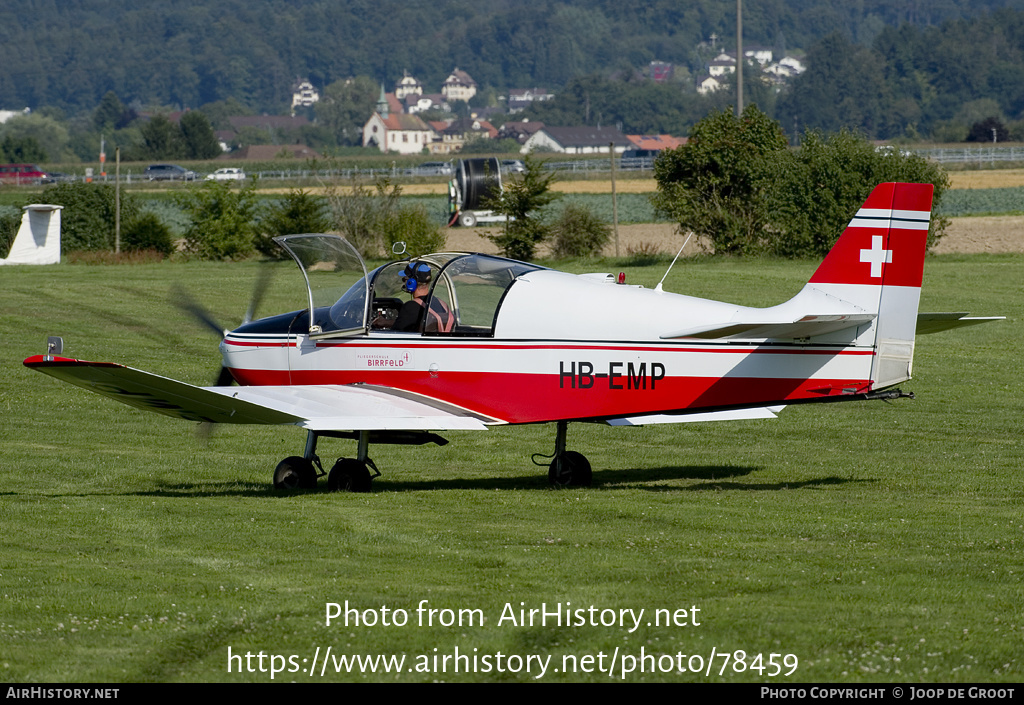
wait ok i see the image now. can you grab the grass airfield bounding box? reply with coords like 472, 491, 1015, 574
1, 253, 1020, 683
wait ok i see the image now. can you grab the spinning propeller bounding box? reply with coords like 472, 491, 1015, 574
171, 265, 275, 388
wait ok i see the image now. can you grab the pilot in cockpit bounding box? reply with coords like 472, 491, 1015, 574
395, 261, 454, 333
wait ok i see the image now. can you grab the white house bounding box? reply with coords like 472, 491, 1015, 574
709, 48, 775, 77
708, 53, 737, 77
698, 75, 724, 94
506, 88, 554, 114
522, 126, 630, 155
442, 68, 477, 102
405, 93, 449, 114
363, 112, 436, 154
290, 79, 319, 112
765, 55, 806, 79
395, 72, 423, 100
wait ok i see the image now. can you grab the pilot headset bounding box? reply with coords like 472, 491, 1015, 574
402, 261, 433, 293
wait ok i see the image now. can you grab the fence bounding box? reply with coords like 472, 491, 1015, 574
22, 147, 1024, 188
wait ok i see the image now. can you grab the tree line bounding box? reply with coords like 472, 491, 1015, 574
5, 3, 1024, 164
0, 0, 1015, 116
524, 7, 1024, 143
777, 9, 1024, 141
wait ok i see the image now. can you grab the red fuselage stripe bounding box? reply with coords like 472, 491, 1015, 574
223, 337, 874, 357
227, 368, 872, 424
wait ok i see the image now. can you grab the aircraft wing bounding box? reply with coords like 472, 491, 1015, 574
23, 356, 495, 431
916, 312, 1006, 335
661, 314, 877, 341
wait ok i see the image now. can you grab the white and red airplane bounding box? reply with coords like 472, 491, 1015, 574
24, 182, 1000, 491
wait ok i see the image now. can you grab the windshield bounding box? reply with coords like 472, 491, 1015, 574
273, 234, 368, 336
273, 237, 541, 338
368, 253, 541, 336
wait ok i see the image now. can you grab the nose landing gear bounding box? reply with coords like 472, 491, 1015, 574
536, 421, 593, 487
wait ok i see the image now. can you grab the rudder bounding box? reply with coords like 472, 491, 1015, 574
806, 182, 933, 388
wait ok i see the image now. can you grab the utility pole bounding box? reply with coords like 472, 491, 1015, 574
610, 142, 619, 257
115, 147, 121, 254
736, 0, 743, 116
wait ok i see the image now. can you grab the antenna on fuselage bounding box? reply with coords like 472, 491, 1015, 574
655, 232, 693, 293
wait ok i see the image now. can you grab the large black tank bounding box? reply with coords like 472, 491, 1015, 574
454, 157, 502, 211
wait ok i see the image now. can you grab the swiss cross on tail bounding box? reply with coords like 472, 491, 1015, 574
809, 183, 933, 288
860, 236, 892, 278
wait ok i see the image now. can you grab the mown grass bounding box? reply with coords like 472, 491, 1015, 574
0, 254, 1020, 682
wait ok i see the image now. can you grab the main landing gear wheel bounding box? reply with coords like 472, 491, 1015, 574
548, 451, 592, 488
328, 458, 373, 493
273, 456, 317, 490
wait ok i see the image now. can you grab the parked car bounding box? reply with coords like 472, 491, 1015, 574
620, 149, 659, 160
40, 171, 70, 184
411, 161, 453, 176
145, 164, 198, 181
500, 159, 527, 174
205, 167, 246, 181
875, 145, 913, 158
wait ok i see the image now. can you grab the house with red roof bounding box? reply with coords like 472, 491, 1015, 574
362, 85, 437, 154
626, 135, 686, 152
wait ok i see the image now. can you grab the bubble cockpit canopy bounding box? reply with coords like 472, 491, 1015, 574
274, 234, 542, 338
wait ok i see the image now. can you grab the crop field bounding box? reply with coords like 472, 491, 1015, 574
940, 187, 1024, 217
1, 253, 1020, 683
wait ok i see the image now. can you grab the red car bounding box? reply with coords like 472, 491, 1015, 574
0, 164, 49, 185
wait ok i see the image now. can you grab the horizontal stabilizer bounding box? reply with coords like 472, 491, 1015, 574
24, 356, 494, 431
916, 312, 1005, 335
606, 406, 784, 426
662, 314, 876, 341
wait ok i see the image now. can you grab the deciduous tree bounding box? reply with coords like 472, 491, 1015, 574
769, 130, 950, 256
652, 105, 789, 254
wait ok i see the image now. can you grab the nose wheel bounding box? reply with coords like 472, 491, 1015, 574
549, 450, 592, 487
537, 421, 592, 487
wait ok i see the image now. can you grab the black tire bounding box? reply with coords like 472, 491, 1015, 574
328, 458, 373, 493
459, 211, 477, 227
273, 456, 317, 490
548, 451, 592, 487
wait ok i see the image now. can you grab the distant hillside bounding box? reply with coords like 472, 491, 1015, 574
0, 0, 1018, 115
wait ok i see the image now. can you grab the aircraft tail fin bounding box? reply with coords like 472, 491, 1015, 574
807, 182, 932, 290
0, 204, 63, 266
807, 182, 933, 388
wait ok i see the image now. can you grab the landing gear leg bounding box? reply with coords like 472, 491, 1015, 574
276, 429, 444, 493
546, 421, 592, 487
328, 431, 379, 493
